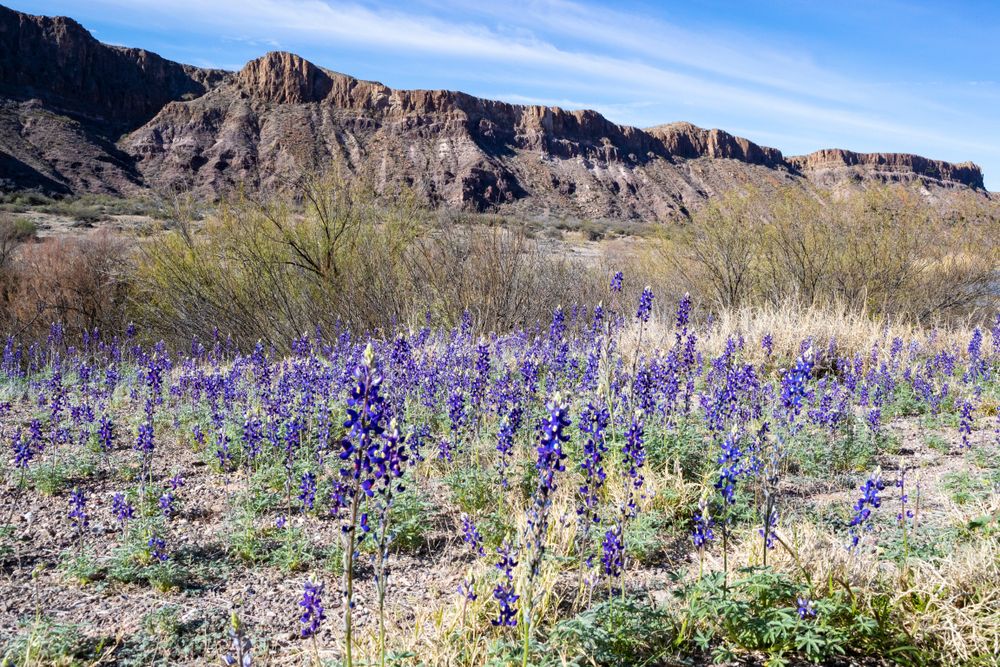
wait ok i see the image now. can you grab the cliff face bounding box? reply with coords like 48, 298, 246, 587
0, 5, 227, 131
0, 6, 989, 219
787, 149, 984, 190
0, 5, 229, 194
646, 122, 784, 167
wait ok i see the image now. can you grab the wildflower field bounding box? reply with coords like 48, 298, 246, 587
1, 280, 999, 666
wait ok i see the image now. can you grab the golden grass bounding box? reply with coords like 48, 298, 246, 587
623, 298, 983, 362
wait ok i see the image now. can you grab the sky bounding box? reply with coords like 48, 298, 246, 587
11, 0, 1000, 190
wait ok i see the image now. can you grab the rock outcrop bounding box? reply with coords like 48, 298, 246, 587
646, 122, 784, 166
0, 6, 988, 219
786, 149, 984, 190
0, 5, 226, 131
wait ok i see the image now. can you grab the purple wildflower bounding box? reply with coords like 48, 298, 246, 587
299, 581, 326, 638
636, 286, 655, 323
112, 492, 134, 527
159, 492, 176, 519
68, 487, 88, 530
692, 500, 715, 548
461, 513, 485, 557
601, 523, 624, 581
299, 471, 316, 511
148, 535, 169, 562
491, 542, 519, 627
848, 472, 885, 551
959, 400, 974, 449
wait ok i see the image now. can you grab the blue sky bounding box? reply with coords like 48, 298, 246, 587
12, 0, 1000, 189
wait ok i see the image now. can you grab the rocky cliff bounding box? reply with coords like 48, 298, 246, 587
786, 149, 984, 190
0, 6, 988, 219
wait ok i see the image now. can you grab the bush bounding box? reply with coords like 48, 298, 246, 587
1, 229, 132, 339
546, 598, 678, 666
132, 175, 605, 350
648, 184, 999, 321
677, 567, 921, 664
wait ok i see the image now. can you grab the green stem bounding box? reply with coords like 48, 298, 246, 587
342, 494, 359, 667
521, 583, 531, 667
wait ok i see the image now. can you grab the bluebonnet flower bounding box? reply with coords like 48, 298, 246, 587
601, 523, 624, 581
148, 535, 169, 562
12, 430, 32, 469
469, 341, 490, 412
520, 356, 539, 396
223, 614, 253, 667
762, 333, 774, 357
327, 477, 351, 520
299, 580, 326, 638
192, 424, 205, 448
780, 353, 813, 422
437, 438, 453, 463
522, 394, 570, 633
337, 345, 407, 666
68, 488, 88, 530
848, 472, 885, 551
407, 423, 429, 464
491, 542, 519, 627
691, 500, 715, 548
136, 422, 155, 455
714, 431, 743, 505
622, 410, 646, 517
461, 513, 485, 557
534, 394, 570, 497
169, 472, 185, 490
636, 286, 655, 323
866, 407, 882, 437
675, 293, 691, 332
577, 401, 609, 527
592, 303, 605, 333
549, 306, 566, 344
112, 492, 134, 527
299, 471, 317, 511
448, 388, 466, 446
496, 408, 520, 487
896, 468, 914, 524
242, 411, 263, 463
28, 419, 44, 456
964, 328, 987, 385
339, 347, 388, 506
797, 597, 816, 619
458, 576, 477, 601
215, 430, 232, 471
159, 492, 176, 519
759, 509, 778, 550
959, 400, 974, 449
97, 414, 114, 452
609, 271, 623, 293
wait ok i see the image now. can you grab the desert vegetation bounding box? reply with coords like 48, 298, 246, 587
0, 181, 999, 666
1, 182, 997, 346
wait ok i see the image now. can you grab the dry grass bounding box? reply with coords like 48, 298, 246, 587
626, 298, 983, 362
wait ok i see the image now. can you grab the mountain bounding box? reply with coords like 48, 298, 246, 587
0, 5, 988, 220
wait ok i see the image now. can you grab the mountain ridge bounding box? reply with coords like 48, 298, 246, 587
0, 5, 988, 220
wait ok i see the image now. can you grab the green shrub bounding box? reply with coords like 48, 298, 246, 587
677, 567, 921, 664
546, 598, 678, 666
